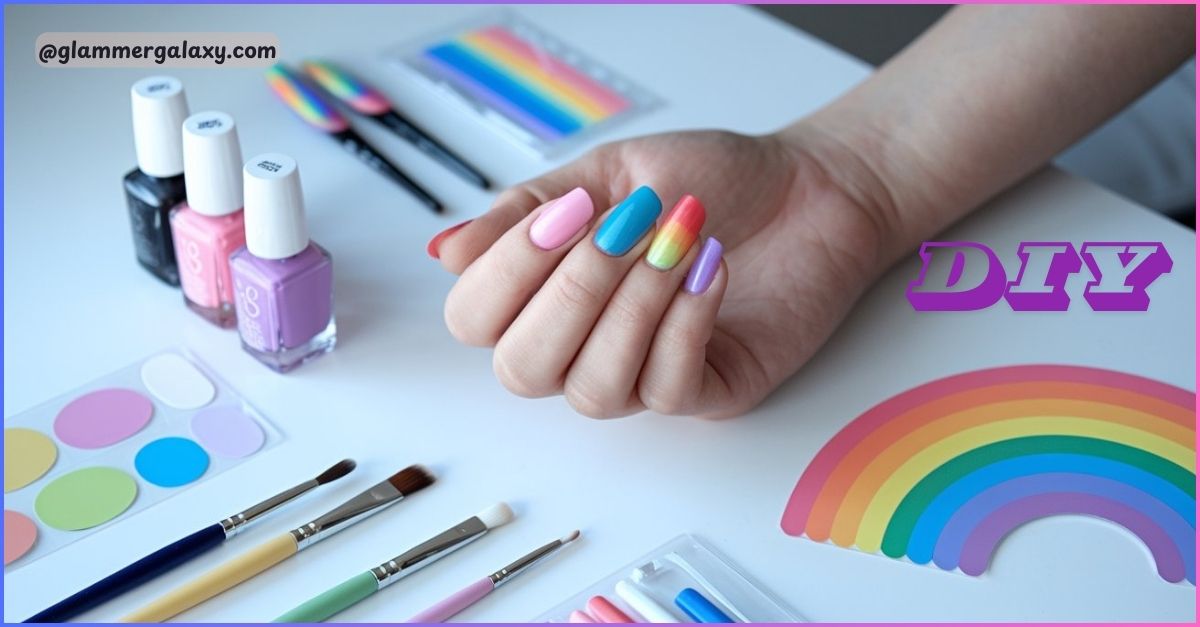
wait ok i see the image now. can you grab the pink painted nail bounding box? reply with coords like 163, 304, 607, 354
530, 187, 594, 250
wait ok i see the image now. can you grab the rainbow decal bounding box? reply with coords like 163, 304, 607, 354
265, 64, 349, 133
302, 61, 391, 116
421, 26, 630, 141
781, 365, 1196, 584
646, 195, 706, 270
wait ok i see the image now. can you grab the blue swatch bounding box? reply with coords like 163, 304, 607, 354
135, 437, 210, 488
674, 588, 733, 623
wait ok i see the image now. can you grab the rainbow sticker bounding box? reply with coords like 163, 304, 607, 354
781, 365, 1195, 584
419, 25, 631, 142
303, 61, 391, 117
265, 64, 349, 133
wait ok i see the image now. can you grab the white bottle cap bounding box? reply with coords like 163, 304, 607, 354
182, 111, 244, 216
130, 76, 189, 177
243, 153, 310, 259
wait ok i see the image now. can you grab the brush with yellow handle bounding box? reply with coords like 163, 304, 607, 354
120, 465, 435, 622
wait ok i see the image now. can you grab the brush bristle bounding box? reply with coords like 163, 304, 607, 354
561, 530, 581, 544
388, 465, 435, 495
476, 502, 514, 529
315, 459, 356, 485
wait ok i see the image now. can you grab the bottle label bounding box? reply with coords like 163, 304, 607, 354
233, 275, 271, 351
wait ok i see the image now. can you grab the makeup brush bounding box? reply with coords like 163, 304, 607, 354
273, 503, 515, 623
264, 64, 443, 213
120, 465, 434, 623
406, 529, 581, 622
303, 60, 492, 190
23, 459, 356, 623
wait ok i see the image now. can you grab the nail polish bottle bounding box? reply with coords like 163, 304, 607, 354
230, 154, 335, 372
124, 76, 190, 285
170, 112, 246, 327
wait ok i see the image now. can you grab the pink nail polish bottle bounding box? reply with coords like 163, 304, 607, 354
169, 112, 246, 327
230, 154, 336, 372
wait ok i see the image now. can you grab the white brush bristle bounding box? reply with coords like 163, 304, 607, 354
476, 502, 514, 529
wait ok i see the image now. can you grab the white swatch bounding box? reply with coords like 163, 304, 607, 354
139, 353, 216, 409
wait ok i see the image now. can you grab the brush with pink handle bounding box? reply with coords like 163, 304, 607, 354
407, 531, 581, 622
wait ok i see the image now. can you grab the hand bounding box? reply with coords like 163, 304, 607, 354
431, 126, 895, 419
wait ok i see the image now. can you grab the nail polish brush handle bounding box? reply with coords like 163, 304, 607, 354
375, 111, 492, 190
272, 570, 379, 623
333, 129, 443, 214
406, 577, 494, 623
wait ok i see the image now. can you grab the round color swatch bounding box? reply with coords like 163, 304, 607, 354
4, 428, 58, 493
135, 437, 210, 487
140, 353, 216, 409
54, 388, 153, 449
190, 406, 265, 459
34, 467, 137, 531
4, 510, 38, 565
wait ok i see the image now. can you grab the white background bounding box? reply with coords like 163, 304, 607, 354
3, 4, 1195, 622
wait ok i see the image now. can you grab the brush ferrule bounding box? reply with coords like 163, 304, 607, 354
489, 539, 565, 587
289, 480, 402, 549
220, 479, 319, 537
370, 516, 489, 590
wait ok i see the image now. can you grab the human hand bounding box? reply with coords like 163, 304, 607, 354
430, 126, 897, 419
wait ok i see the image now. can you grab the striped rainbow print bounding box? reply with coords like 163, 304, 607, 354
422, 26, 630, 141
781, 365, 1196, 584
265, 64, 349, 133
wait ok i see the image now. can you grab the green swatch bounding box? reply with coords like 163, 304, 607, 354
35, 467, 137, 531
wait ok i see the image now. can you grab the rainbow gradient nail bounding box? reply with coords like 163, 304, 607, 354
646, 195, 706, 270
265, 64, 349, 133
302, 61, 391, 116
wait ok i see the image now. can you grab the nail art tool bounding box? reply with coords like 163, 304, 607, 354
614, 580, 679, 623
303, 60, 491, 190
274, 503, 515, 622
120, 465, 434, 622
674, 588, 734, 623
264, 64, 442, 213
406, 529, 581, 622
24, 460, 355, 623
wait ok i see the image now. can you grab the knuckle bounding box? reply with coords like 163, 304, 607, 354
443, 288, 498, 347
550, 270, 605, 314
657, 316, 711, 351
638, 378, 689, 416
492, 345, 552, 398
564, 378, 617, 419
605, 289, 654, 332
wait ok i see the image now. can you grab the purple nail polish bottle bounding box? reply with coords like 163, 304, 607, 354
229, 154, 335, 372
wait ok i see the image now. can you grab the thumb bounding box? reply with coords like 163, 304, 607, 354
428, 157, 615, 275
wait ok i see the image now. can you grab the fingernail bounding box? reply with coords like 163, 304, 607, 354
529, 187, 595, 250
684, 237, 723, 294
646, 195, 706, 270
594, 186, 662, 256
426, 220, 472, 259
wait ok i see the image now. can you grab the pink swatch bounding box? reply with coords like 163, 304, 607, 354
54, 388, 153, 449
4, 510, 37, 565
190, 406, 265, 459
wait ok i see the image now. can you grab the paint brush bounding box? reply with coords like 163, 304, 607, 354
23, 459, 356, 623
119, 465, 434, 623
264, 64, 443, 213
303, 60, 492, 190
406, 529, 581, 622
273, 503, 515, 623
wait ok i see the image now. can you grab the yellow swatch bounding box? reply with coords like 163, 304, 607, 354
5, 428, 58, 492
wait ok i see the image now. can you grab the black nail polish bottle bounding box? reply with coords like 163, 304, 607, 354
124, 76, 190, 286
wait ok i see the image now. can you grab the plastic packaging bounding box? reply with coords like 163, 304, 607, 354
534, 534, 802, 622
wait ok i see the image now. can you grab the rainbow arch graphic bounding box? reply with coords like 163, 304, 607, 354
780, 365, 1196, 584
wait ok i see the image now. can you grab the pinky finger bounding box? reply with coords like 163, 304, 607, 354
637, 238, 732, 417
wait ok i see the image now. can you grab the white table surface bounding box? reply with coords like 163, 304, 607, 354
3, 4, 1195, 623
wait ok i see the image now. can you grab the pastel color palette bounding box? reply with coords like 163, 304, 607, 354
781, 365, 1196, 584
4, 510, 38, 565
135, 437, 210, 487
265, 64, 349, 132
4, 428, 57, 492
303, 60, 391, 115
140, 353, 216, 409
54, 388, 153, 449
191, 406, 265, 459
646, 195, 706, 270
422, 26, 630, 141
35, 467, 138, 531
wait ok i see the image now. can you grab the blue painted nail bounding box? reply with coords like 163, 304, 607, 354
594, 186, 662, 256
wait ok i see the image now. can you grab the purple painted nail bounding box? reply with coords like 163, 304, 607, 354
684, 237, 723, 294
